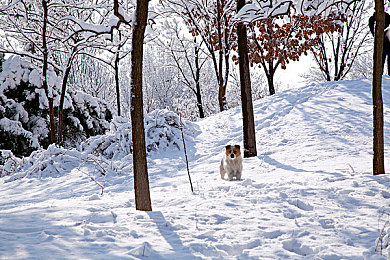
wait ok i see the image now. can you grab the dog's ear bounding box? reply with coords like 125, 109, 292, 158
235, 145, 240, 150
225, 145, 231, 150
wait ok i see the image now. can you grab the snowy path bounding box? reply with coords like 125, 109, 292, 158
1, 78, 390, 259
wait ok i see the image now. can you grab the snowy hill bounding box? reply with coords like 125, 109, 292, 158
1, 78, 390, 259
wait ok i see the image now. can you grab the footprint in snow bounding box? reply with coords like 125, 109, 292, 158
261, 230, 284, 239
282, 238, 314, 256
288, 199, 314, 211
382, 190, 390, 198
283, 208, 302, 219
319, 219, 335, 229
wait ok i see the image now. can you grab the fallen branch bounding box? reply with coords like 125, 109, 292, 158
77, 162, 104, 195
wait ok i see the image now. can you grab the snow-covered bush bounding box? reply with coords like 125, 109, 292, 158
0, 150, 20, 177
0, 55, 113, 158
81, 116, 133, 160
81, 109, 200, 160
145, 109, 197, 152
1, 109, 199, 179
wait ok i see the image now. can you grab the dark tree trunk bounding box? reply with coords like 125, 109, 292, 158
0, 52, 4, 72
267, 74, 275, 96
194, 44, 205, 118
115, 50, 121, 116
217, 0, 226, 112
131, 0, 152, 211
266, 65, 276, 95
373, 0, 385, 175
237, 0, 257, 158
42, 0, 56, 144
58, 61, 72, 145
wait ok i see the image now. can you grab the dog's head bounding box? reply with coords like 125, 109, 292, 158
225, 145, 241, 159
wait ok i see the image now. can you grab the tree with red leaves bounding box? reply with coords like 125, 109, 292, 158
243, 12, 345, 95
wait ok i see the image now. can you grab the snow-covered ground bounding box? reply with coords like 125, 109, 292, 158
1, 77, 390, 259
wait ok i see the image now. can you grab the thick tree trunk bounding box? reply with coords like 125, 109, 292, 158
373, 1, 385, 175
131, 0, 152, 210
237, 0, 257, 158
42, 0, 56, 144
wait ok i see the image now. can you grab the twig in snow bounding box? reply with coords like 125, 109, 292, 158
179, 113, 194, 193
375, 208, 390, 255
77, 165, 104, 195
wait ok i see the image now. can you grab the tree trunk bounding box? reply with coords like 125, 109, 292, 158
115, 50, 121, 116
218, 81, 226, 111
194, 44, 205, 118
0, 52, 4, 72
373, 0, 385, 175
267, 74, 275, 95
217, 0, 226, 112
58, 61, 72, 145
237, 0, 257, 158
131, 0, 152, 211
42, 0, 56, 144
266, 65, 276, 95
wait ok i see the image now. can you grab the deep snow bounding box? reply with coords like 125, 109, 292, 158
1, 77, 390, 259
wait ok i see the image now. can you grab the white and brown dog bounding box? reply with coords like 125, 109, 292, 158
220, 145, 243, 181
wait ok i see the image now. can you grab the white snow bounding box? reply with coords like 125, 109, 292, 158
1, 77, 390, 259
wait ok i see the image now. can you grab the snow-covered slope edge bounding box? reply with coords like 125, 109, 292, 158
0, 78, 390, 259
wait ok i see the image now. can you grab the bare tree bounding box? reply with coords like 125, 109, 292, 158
156, 20, 208, 118
130, 0, 152, 211
162, 0, 236, 112
42, 0, 56, 143
372, 0, 385, 175
307, 1, 371, 82
236, 0, 257, 157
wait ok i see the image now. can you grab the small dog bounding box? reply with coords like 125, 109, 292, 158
220, 145, 243, 181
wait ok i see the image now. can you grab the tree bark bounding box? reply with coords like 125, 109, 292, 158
267, 73, 275, 95
115, 49, 121, 116
237, 0, 257, 158
131, 0, 152, 210
58, 61, 72, 145
373, 0, 385, 175
42, 0, 56, 144
266, 63, 276, 95
194, 43, 205, 118
217, 0, 226, 112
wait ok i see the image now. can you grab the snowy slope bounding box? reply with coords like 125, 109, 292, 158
1, 78, 390, 259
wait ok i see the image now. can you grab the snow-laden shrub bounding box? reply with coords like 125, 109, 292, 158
0, 150, 21, 177
145, 109, 198, 152
0, 55, 113, 158
81, 109, 200, 160
1, 109, 199, 180
81, 116, 132, 160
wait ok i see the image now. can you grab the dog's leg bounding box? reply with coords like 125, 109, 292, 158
236, 170, 242, 180
220, 160, 226, 180
227, 170, 234, 181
